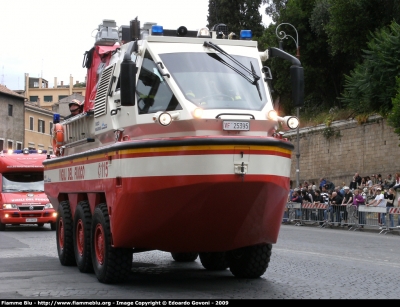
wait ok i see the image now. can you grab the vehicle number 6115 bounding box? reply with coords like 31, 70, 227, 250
98, 161, 108, 178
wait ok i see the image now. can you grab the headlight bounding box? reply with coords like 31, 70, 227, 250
3, 204, 17, 209
285, 116, 299, 129
44, 203, 53, 209
267, 110, 278, 121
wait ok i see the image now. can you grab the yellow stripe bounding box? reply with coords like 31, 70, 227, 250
45, 145, 291, 168
120, 145, 292, 155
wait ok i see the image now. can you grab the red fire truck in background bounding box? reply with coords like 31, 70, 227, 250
0, 148, 57, 231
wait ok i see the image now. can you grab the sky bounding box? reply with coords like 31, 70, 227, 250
0, 0, 272, 91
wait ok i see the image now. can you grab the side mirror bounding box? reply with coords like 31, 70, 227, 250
120, 41, 137, 106
290, 65, 304, 107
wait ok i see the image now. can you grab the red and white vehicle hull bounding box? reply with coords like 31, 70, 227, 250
44, 136, 292, 252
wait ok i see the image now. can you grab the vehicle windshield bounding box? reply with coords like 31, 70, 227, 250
159, 52, 268, 111
2, 172, 44, 192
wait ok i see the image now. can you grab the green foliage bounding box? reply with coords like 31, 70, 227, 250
261, 0, 288, 22
341, 21, 400, 115
324, 0, 400, 57
207, 0, 265, 38
73, 82, 86, 88
387, 77, 400, 140
322, 126, 334, 139
309, 0, 330, 37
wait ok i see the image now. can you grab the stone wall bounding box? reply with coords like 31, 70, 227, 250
284, 115, 400, 188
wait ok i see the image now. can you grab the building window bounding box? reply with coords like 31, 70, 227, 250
44, 95, 53, 102
33, 81, 39, 88
30, 117, 34, 130
16, 142, 22, 150
8, 104, 13, 116
49, 122, 53, 136
0, 139, 3, 151
30, 96, 38, 102
58, 95, 68, 100
38, 119, 45, 133
7, 141, 13, 150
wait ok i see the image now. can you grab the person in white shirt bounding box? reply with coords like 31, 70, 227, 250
367, 187, 385, 207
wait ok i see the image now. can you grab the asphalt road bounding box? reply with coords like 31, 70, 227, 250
0, 224, 399, 300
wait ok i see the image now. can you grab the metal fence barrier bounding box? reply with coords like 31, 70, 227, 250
284, 203, 400, 235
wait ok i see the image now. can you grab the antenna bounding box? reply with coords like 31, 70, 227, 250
41, 59, 43, 78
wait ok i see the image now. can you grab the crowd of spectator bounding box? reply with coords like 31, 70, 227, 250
286, 172, 400, 229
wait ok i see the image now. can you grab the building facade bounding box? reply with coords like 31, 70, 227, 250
24, 74, 86, 111
24, 101, 60, 154
0, 85, 25, 151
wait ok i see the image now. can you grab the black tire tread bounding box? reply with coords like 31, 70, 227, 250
228, 243, 272, 278
91, 203, 132, 283
171, 252, 199, 262
73, 201, 93, 273
57, 201, 76, 266
199, 252, 229, 271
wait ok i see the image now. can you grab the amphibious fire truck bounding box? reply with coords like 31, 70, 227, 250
0, 149, 56, 231
43, 18, 304, 283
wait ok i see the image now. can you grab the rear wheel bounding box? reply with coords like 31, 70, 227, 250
56, 201, 76, 266
199, 252, 229, 270
171, 252, 199, 262
227, 243, 272, 278
91, 203, 132, 283
73, 201, 93, 273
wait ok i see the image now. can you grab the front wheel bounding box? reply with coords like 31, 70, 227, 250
91, 203, 132, 283
199, 252, 229, 270
73, 201, 93, 273
56, 201, 76, 266
0, 222, 5, 231
171, 252, 199, 262
227, 243, 272, 278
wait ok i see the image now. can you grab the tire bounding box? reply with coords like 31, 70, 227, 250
0, 222, 5, 231
50, 222, 56, 231
73, 201, 93, 273
37, 223, 44, 227
56, 201, 76, 266
227, 243, 272, 278
171, 252, 199, 262
91, 203, 132, 283
199, 252, 229, 270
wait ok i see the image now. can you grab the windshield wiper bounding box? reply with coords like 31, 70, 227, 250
203, 41, 262, 100
203, 41, 260, 84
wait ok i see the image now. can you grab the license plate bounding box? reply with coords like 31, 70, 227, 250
26, 218, 37, 222
223, 121, 250, 131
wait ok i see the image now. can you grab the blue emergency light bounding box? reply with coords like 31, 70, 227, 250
53, 113, 60, 124
240, 30, 252, 40
151, 25, 164, 35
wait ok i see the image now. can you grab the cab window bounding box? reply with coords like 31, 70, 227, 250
136, 50, 182, 114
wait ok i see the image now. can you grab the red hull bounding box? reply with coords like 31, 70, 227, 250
111, 175, 288, 251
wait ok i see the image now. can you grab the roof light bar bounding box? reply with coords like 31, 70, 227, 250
2, 149, 47, 154
240, 30, 252, 40
151, 25, 164, 35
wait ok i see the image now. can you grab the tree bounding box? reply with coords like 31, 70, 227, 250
73, 82, 86, 88
325, 0, 400, 58
387, 77, 400, 140
341, 21, 400, 116
207, 0, 265, 39
261, 0, 288, 22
